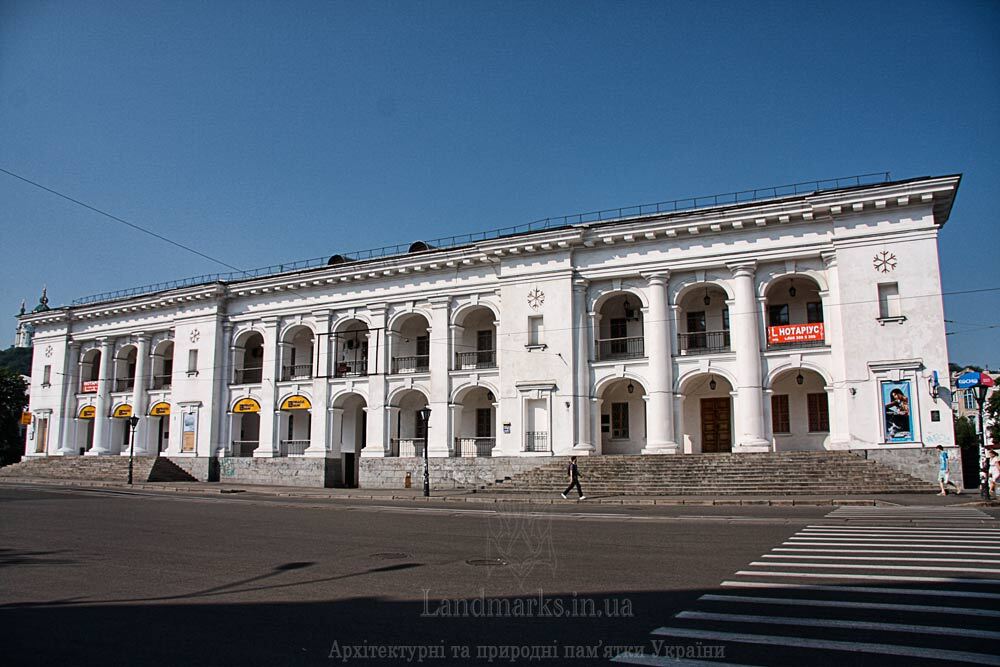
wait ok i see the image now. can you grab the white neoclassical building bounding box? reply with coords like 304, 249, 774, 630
18, 174, 961, 486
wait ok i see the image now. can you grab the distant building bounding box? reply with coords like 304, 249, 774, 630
951, 367, 998, 448
16, 174, 962, 487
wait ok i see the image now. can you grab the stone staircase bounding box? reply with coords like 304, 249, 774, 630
488, 451, 935, 495
0, 456, 198, 483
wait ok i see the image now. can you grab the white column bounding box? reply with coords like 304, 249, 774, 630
643, 272, 679, 453
427, 297, 451, 456
821, 251, 851, 448
306, 310, 332, 457
129, 334, 151, 455
87, 338, 113, 455
255, 317, 280, 457
728, 262, 769, 451
362, 307, 387, 457
57, 342, 81, 455
590, 397, 604, 455
572, 278, 595, 453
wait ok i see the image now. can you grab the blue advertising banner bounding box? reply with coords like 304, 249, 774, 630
956, 371, 982, 389
882, 381, 913, 443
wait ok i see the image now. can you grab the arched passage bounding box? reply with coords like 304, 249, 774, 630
232, 331, 264, 384
452, 384, 497, 456
594, 291, 645, 361
388, 388, 429, 456
764, 275, 826, 350
768, 368, 830, 451
333, 392, 367, 486
281, 326, 314, 381
597, 377, 647, 455
453, 306, 498, 370
679, 373, 735, 453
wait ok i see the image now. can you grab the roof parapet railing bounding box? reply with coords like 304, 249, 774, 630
70, 171, 890, 307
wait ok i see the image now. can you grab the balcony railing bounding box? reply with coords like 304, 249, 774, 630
334, 360, 368, 378
454, 437, 495, 457
454, 350, 497, 370
279, 440, 310, 456
766, 339, 827, 351
391, 438, 425, 457
232, 367, 263, 384
391, 355, 430, 374
281, 364, 312, 381
151, 374, 172, 390
595, 336, 644, 361
677, 330, 731, 355
524, 431, 549, 453
114, 378, 135, 393
230, 440, 258, 457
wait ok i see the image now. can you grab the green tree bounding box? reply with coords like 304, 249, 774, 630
987, 390, 1000, 449
0, 347, 32, 376
0, 368, 28, 466
955, 415, 978, 451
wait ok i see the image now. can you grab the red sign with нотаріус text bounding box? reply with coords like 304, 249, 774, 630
768, 323, 825, 344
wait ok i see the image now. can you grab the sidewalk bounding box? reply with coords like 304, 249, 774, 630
1, 476, 992, 507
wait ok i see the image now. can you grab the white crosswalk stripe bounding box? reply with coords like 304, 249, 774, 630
615, 506, 1000, 666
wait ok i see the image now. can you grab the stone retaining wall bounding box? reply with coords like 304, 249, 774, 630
859, 446, 963, 485
217, 457, 340, 488
359, 456, 567, 489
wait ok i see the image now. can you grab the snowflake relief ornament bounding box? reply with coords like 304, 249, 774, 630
873, 250, 897, 274
527, 288, 545, 310
189, 329, 201, 344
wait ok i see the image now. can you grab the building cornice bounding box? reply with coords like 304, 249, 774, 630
22, 174, 960, 321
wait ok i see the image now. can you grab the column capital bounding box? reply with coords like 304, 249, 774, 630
429, 296, 451, 308
727, 261, 757, 279
821, 251, 838, 269
641, 270, 671, 285
572, 277, 589, 291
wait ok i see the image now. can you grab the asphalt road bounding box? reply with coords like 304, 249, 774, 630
1, 485, 997, 666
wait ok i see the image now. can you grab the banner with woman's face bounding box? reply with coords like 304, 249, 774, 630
881, 381, 913, 443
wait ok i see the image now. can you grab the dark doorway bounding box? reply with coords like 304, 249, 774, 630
701, 397, 732, 453
343, 453, 357, 488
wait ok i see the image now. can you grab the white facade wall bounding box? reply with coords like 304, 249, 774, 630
20, 176, 961, 468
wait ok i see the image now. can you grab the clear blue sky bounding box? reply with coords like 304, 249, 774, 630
2, 0, 998, 367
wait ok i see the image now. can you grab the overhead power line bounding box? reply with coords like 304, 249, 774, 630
0, 166, 242, 272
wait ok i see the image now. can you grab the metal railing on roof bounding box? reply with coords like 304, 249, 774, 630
70, 172, 890, 307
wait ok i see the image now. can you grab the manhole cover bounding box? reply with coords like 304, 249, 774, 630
370, 552, 410, 560
466, 558, 507, 567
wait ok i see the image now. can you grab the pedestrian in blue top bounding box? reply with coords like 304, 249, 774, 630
936, 445, 961, 496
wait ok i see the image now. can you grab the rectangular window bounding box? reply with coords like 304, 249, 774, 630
528, 316, 544, 346
611, 402, 629, 439
807, 393, 830, 432
722, 307, 730, 331
964, 390, 976, 411
771, 395, 790, 434
476, 408, 492, 438
610, 318, 627, 339
187, 349, 198, 373
416, 335, 429, 358
878, 283, 901, 318
768, 304, 790, 326
42, 365, 51, 386
686, 311, 706, 333
807, 302, 824, 323
476, 329, 493, 351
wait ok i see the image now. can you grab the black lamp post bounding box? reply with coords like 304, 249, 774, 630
418, 406, 432, 497
127, 415, 140, 485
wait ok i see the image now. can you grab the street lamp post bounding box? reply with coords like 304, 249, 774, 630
418, 406, 431, 497
127, 415, 140, 485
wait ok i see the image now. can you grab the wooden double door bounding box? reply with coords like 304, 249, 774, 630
700, 397, 732, 453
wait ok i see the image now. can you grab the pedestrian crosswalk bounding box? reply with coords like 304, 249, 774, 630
614, 506, 1000, 666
